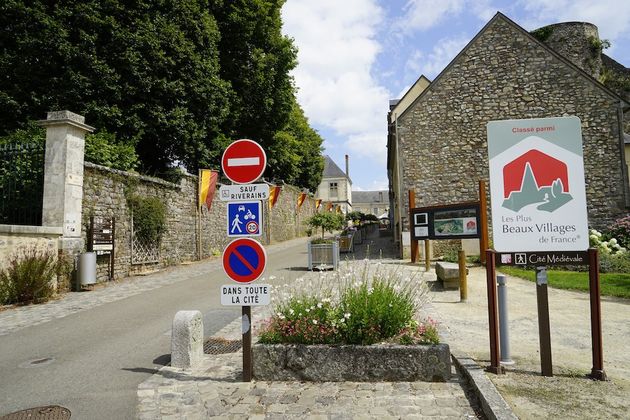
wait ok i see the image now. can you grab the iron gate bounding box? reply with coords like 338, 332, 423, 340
0, 142, 45, 225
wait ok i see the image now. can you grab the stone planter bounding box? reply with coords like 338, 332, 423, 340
307, 240, 340, 270
252, 343, 451, 382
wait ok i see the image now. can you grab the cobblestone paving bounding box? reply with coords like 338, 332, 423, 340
137, 298, 481, 419
137, 353, 479, 419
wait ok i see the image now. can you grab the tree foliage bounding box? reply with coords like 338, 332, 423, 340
0, 0, 325, 191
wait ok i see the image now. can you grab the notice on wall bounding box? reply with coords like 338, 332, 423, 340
487, 116, 589, 252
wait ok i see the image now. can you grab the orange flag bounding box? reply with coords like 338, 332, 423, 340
297, 192, 307, 209
269, 186, 281, 208
326, 201, 333, 212
336, 205, 342, 214
198, 169, 218, 210
315, 199, 322, 210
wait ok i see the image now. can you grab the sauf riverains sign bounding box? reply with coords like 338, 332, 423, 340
487, 116, 589, 252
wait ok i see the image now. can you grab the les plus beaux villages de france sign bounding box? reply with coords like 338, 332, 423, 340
487, 116, 589, 252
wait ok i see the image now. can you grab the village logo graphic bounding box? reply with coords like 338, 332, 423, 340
502, 149, 572, 213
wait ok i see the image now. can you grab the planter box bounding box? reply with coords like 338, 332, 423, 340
253, 343, 451, 382
307, 241, 340, 270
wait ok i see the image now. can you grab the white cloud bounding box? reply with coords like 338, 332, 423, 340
282, 0, 390, 164
404, 36, 470, 79
394, 0, 496, 34
395, 0, 465, 33
518, 0, 630, 40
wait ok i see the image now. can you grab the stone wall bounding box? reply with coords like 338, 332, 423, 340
397, 16, 628, 232
0, 225, 62, 270
82, 163, 315, 283
540, 22, 602, 79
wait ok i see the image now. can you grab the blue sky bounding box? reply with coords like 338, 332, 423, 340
281, 0, 630, 192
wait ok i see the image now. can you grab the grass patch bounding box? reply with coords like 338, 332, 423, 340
498, 267, 630, 299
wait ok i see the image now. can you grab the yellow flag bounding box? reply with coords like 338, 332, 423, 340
297, 193, 307, 209
199, 170, 218, 210
269, 186, 281, 208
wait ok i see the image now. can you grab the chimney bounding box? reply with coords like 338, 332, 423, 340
345, 154, 349, 178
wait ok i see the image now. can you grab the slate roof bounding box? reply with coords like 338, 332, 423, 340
322, 155, 348, 179
352, 190, 388, 204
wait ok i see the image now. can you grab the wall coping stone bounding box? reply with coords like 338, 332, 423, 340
84, 162, 181, 189
0, 225, 63, 235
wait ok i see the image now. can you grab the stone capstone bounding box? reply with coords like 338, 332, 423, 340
252, 343, 451, 382
436, 262, 467, 290
171, 310, 203, 369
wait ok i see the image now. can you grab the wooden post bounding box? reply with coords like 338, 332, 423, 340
459, 250, 467, 302
424, 240, 431, 271
408, 189, 419, 263
588, 248, 607, 380
486, 250, 503, 374
242, 305, 252, 382
197, 170, 202, 260
479, 180, 489, 264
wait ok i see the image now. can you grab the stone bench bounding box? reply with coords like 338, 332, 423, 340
435, 261, 467, 290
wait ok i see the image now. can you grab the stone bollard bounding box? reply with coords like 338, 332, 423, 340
171, 310, 204, 369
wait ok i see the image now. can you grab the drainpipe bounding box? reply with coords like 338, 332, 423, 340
618, 101, 630, 208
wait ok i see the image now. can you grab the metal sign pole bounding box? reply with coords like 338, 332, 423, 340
588, 248, 607, 380
486, 250, 503, 374
408, 189, 418, 263
536, 266, 553, 376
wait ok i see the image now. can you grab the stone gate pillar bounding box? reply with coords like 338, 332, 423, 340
39, 111, 94, 254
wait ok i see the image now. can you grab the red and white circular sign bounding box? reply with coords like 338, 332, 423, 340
221, 139, 267, 184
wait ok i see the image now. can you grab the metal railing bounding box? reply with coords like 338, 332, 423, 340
0, 142, 45, 225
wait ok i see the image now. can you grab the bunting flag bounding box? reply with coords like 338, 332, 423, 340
326, 201, 333, 212
269, 186, 281, 208
198, 169, 218, 210
297, 192, 307, 209
336, 205, 342, 214
315, 199, 322, 210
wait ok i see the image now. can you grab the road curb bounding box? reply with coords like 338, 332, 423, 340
452, 353, 519, 420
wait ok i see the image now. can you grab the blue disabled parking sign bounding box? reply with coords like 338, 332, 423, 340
227, 201, 263, 237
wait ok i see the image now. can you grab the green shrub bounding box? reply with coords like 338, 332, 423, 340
599, 252, 630, 274
338, 278, 417, 344
128, 195, 167, 243
0, 247, 57, 305
603, 216, 630, 249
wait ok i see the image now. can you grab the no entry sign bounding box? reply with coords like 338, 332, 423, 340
222, 238, 267, 283
221, 139, 267, 184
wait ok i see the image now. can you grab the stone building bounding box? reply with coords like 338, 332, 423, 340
316, 155, 352, 214
387, 12, 630, 252
351, 190, 389, 218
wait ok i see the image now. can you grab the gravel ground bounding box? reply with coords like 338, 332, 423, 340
423, 265, 630, 419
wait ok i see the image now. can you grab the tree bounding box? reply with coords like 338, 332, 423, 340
307, 212, 344, 239
0, 0, 231, 175
268, 101, 324, 191
211, 0, 298, 174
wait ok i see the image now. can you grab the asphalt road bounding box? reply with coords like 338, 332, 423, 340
0, 237, 310, 419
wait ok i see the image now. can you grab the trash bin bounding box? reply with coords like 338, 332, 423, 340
78, 252, 97, 286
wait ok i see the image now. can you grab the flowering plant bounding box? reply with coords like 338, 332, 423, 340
257, 262, 439, 345
589, 229, 626, 255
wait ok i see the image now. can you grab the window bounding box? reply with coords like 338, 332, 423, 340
329, 182, 338, 197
